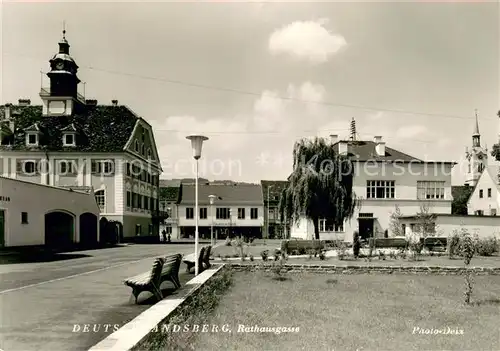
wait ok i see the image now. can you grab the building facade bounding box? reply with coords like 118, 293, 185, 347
467, 165, 500, 216
177, 182, 264, 239
290, 134, 455, 243
0, 176, 100, 248
0, 31, 163, 241
159, 179, 181, 239
261, 180, 289, 239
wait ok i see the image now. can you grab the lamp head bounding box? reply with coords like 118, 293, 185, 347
208, 194, 217, 205
186, 135, 209, 160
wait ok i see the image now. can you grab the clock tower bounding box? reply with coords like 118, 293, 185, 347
465, 110, 487, 186
40, 28, 85, 116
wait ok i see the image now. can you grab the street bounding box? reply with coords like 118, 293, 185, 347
0, 244, 196, 351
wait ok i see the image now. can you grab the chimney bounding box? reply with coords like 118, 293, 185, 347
329, 134, 338, 144
86, 99, 98, 106
338, 140, 348, 154
374, 135, 386, 156
111, 100, 118, 106
4, 103, 14, 132
18, 99, 30, 106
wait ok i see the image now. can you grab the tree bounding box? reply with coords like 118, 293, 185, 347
452, 186, 473, 215
278, 137, 358, 240
491, 110, 500, 161
415, 202, 437, 248
388, 204, 403, 237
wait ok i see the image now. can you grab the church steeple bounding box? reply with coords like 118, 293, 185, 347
465, 109, 487, 186
472, 109, 481, 147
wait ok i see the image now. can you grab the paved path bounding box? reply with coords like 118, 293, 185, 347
0, 244, 196, 351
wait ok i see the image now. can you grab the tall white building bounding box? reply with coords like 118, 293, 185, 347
290, 120, 455, 243
465, 110, 488, 187
0, 31, 163, 242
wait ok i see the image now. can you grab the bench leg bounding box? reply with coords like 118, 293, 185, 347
151, 283, 163, 301
132, 288, 140, 304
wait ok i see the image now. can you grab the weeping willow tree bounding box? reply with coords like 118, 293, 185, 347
278, 137, 359, 240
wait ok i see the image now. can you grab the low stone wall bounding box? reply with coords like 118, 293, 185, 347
229, 263, 500, 275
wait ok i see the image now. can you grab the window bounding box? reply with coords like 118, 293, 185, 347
126, 191, 131, 207
141, 144, 145, 156
479, 189, 483, 198
250, 208, 258, 219
269, 209, 275, 220
417, 181, 445, 200
91, 160, 100, 174
200, 207, 207, 219
478, 163, 485, 172
63, 134, 75, 146
132, 193, 138, 208
401, 223, 406, 235
475, 210, 484, 216
59, 161, 68, 174
216, 208, 230, 219
27, 133, 38, 145
150, 198, 155, 211
135, 224, 142, 236
134, 140, 139, 152
95, 190, 105, 210
103, 161, 114, 174
318, 219, 344, 232
238, 208, 245, 219
366, 180, 395, 199
145, 196, 149, 210
21, 212, 28, 224
488, 188, 492, 198
23, 161, 36, 174
186, 207, 194, 219
148, 224, 153, 235
491, 209, 497, 216
147, 148, 152, 159
467, 163, 471, 173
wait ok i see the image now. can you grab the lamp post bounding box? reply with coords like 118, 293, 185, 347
186, 135, 209, 276
229, 208, 233, 239
266, 185, 273, 243
208, 195, 217, 247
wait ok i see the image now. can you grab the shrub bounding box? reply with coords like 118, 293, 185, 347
448, 231, 461, 258
298, 247, 307, 255
249, 255, 254, 261
353, 231, 361, 258
458, 230, 475, 304
473, 236, 499, 256
274, 249, 281, 261
319, 250, 326, 260
260, 250, 269, 261
378, 251, 386, 260
290, 249, 299, 256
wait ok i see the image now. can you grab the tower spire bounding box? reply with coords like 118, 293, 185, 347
473, 109, 480, 136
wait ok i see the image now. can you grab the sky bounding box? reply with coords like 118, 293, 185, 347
1, 1, 499, 185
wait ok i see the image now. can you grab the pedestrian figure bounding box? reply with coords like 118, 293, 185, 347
162, 229, 167, 243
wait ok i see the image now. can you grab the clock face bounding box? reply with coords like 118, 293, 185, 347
56, 62, 64, 70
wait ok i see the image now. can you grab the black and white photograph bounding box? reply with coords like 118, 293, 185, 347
0, 1, 499, 350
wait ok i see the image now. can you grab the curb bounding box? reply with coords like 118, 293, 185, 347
88, 265, 225, 351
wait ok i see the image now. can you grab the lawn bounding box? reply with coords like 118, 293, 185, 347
211, 239, 281, 259
189, 271, 500, 351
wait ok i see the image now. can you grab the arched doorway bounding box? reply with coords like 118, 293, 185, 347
45, 210, 75, 249
80, 212, 98, 248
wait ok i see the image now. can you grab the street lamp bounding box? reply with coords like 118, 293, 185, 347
266, 185, 273, 243
208, 195, 217, 246
229, 208, 233, 239
186, 135, 209, 276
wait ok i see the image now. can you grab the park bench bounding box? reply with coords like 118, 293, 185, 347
183, 245, 212, 274
123, 253, 182, 304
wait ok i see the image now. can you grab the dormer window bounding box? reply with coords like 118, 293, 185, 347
24, 123, 41, 147
61, 123, 77, 147
147, 148, 152, 159
141, 144, 145, 156
134, 140, 139, 152
64, 134, 75, 146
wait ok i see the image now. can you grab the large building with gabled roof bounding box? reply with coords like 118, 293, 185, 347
290, 118, 456, 243
0, 30, 164, 242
